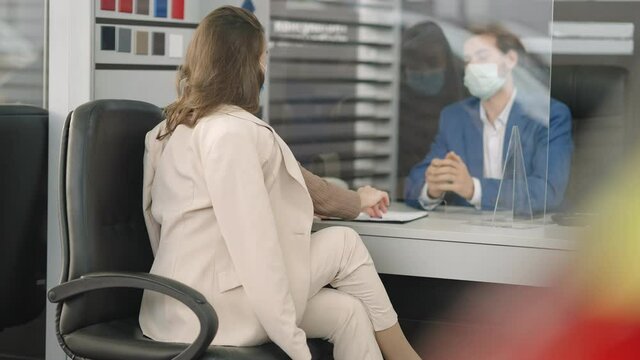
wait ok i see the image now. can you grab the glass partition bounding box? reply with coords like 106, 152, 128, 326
401, 0, 558, 225
0, 2, 47, 359
269, 0, 561, 222
402, 0, 561, 224
0, 0, 45, 106
269, 0, 399, 192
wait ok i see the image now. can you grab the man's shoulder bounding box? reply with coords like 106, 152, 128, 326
550, 97, 572, 117
439, 97, 480, 126
442, 97, 479, 112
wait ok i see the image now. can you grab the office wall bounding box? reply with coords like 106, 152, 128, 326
47, 1, 93, 358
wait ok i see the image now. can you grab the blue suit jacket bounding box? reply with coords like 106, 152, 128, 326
404, 96, 573, 212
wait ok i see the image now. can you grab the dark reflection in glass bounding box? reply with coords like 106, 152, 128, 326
397, 21, 466, 191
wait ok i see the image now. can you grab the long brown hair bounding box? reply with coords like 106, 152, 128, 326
159, 6, 265, 139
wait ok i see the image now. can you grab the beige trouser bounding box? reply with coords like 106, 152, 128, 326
299, 226, 398, 360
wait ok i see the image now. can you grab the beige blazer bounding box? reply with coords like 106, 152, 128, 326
139, 105, 316, 359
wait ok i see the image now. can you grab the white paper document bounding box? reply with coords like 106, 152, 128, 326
352, 210, 428, 223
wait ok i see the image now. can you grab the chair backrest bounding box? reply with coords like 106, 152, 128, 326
58, 100, 163, 334
550, 65, 628, 210
0, 105, 48, 329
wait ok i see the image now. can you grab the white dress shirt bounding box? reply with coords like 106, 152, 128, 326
419, 90, 517, 210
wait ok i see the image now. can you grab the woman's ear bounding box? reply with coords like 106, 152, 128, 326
505, 49, 518, 70
179, 78, 188, 96
260, 50, 268, 73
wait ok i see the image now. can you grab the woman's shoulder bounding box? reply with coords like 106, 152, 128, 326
198, 106, 268, 132
194, 106, 274, 150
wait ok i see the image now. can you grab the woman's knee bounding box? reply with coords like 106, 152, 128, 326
340, 227, 371, 263
317, 226, 373, 271
318, 227, 367, 253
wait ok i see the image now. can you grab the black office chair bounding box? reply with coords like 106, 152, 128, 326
0, 105, 48, 331
47, 100, 333, 359
550, 65, 629, 210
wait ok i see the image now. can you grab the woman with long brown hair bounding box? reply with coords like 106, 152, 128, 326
139, 6, 420, 360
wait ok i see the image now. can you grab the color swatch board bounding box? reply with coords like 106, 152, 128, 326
93, 0, 269, 107
95, 24, 192, 65
98, 0, 215, 24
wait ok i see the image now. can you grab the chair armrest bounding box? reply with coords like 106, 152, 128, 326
48, 271, 217, 360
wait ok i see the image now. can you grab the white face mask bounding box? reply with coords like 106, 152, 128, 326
464, 63, 506, 100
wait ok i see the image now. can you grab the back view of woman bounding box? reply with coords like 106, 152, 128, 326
138, 6, 420, 360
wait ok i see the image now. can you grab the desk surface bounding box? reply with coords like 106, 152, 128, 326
314, 204, 579, 251
312, 204, 583, 286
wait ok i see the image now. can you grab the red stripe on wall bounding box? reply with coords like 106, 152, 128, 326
100, 0, 115, 11
171, 0, 185, 19
119, 0, 133, 13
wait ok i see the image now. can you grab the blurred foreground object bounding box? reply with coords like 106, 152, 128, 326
419, 148, 640, 360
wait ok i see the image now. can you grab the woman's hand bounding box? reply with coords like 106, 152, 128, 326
357, 186, 390, 218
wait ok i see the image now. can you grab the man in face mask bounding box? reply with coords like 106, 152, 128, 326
404, 25, 573, 212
